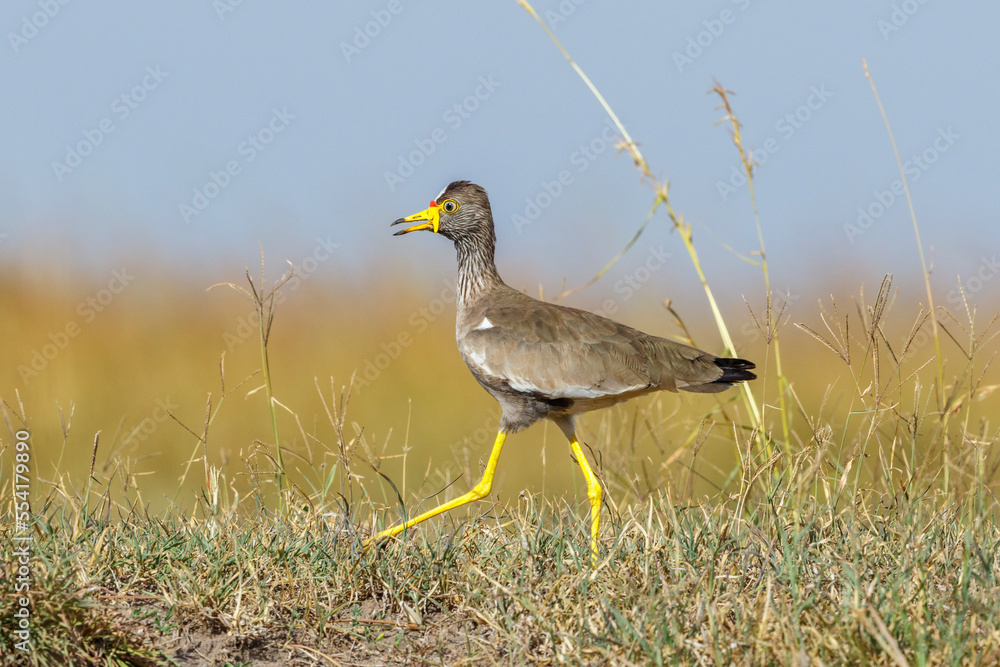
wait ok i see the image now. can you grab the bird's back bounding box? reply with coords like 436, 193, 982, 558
457, 286, 751, 420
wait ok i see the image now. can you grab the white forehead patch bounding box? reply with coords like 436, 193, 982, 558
435, 186, 448, 201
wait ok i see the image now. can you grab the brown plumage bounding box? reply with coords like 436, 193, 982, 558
371, 180, 756, 561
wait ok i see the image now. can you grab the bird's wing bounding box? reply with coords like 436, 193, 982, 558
460, 302, 725, 399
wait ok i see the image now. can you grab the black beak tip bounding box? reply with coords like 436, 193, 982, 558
390, 217, 407, 227
392, 229, 409, 236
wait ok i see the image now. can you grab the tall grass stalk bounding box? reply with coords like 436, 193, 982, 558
863, 61, 943, 388
170, 353, 260, 513
212, 252, 294, 512
518, 0, 763, 439
712, 83, 792, 453
863, 60, 949, 489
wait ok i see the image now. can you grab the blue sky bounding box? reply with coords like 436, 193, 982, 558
2, 1, 998, 311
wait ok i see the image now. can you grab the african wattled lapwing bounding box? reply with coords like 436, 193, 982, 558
370, 181, 756, 562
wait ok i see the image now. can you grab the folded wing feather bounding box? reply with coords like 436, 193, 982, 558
460, 301, 726, 398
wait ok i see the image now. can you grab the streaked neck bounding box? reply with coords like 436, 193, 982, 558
455, 232, 504, 307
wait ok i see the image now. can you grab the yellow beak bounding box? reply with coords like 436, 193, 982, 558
391, 201, 440, 235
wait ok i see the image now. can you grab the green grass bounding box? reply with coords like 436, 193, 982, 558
3, 478, 1000, 665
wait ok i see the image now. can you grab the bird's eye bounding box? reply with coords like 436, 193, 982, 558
441, 199, 459, 214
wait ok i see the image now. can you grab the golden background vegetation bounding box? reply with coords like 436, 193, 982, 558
3, 259, 997, 519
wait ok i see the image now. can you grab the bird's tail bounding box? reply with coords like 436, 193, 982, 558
678, 357, 756, 393
711, 357, 757, 384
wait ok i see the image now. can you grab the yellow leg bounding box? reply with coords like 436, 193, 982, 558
366, 431, 508, 545
569, 434, 602, 565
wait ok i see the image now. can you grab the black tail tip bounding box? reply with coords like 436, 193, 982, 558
712, 357, 757, 383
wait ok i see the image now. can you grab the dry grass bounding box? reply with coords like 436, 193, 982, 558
2, 269, 999, 665
2, 461, 999, 665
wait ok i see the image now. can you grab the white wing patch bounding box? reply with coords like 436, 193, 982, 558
467, 348, 491, 373
505, 377, 649, 399
474, 317, 494, 330
543, 384, 650, 399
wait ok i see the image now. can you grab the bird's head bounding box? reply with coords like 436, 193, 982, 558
391, 181, 493, 243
